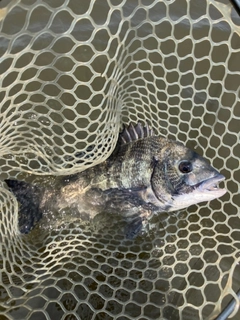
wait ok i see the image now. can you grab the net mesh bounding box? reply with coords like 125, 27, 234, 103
0, 0, 240, 319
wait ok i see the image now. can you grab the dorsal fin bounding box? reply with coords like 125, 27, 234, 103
119, 123, 155, 145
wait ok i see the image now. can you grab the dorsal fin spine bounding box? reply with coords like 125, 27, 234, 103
119, 122, 155, 145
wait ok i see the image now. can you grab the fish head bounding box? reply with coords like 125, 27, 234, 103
151, 140, 227, 212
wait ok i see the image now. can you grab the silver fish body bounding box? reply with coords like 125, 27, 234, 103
6, 123, 226, 237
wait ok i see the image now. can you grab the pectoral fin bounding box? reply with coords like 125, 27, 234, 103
101, 187, 155, 238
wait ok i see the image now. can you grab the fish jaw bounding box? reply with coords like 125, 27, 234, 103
168, 173, 227, 212
196, 174, 226, 195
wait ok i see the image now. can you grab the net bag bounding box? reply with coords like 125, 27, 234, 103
0, 0, 240, 319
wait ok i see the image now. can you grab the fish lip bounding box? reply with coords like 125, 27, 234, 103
195, 174, 226, 194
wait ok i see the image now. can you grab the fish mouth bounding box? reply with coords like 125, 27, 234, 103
194, 174, 226, 196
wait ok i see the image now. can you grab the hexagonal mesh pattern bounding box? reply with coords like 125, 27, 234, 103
0, 0, 240, 319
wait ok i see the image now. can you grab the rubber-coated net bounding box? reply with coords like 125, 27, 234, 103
0, 0, 240, 319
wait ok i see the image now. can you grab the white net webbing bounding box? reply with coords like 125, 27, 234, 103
0, 0, 240, 319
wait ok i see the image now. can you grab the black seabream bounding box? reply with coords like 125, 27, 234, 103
5, 123, 226, 237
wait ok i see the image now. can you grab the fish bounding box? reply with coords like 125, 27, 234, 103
5, 123, 227, 238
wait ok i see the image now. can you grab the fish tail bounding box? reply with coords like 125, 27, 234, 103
5, 180, 44, 234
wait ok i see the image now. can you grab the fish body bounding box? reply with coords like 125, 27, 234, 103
5, 123, 226, 237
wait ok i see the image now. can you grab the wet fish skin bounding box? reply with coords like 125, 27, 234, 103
5, 123, 226, 237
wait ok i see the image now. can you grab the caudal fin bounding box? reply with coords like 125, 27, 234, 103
5, 180, 43, 234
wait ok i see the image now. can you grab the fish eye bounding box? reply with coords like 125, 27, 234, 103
178, 161, 193, 174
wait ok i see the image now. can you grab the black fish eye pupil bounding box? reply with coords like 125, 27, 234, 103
179, 161, 193, 173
